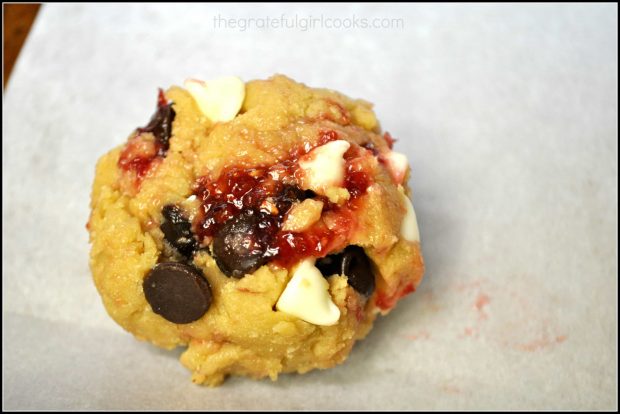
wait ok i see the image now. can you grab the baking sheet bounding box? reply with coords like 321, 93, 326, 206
2, 3, 617, 410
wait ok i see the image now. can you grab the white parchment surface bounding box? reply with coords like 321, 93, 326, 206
2, 4, 617, 410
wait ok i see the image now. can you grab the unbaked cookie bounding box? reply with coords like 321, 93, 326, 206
88, 75, 424, 386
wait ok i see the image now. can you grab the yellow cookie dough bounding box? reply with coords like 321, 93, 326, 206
88, 75, 424, 386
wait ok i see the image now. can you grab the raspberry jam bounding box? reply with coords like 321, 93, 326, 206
118, 136, 163, 183
193, 131, 373, 269
383, 132, 396, 149
375, 281, 415, 311
118, 90, 175, 187
272, 204, 356, 268
194, 166, 302, 240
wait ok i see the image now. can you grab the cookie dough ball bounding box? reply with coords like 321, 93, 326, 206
88, 75, 424, 386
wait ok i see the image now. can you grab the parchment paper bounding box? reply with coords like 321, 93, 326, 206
2, 4, 617, 410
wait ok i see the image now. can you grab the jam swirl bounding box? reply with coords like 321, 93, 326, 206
193, 131, 373, 270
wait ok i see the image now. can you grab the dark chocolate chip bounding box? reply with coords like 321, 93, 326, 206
212, 212, 271, 278
303, 189, 317, 199
160, 204, 198, 259
316, 246, 375, 297
316, 255, 341, 279
139, 89, 176, 154
273, 185, 309, 213
143, 262, 212, 324
340, 246, 375, 297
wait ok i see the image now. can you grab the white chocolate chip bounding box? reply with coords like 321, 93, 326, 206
184, 76, 245, 123
298, 140, 350, 196
384, 151, 409, 184
398, 185, 420, 242
275, 258, 341, 326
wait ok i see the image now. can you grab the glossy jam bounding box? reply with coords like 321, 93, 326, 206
118, 90, 174, 187
273, 204, 356, 268
118, 136, 162, 183
194, 166, 301, 240
193, 130, 373, 269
